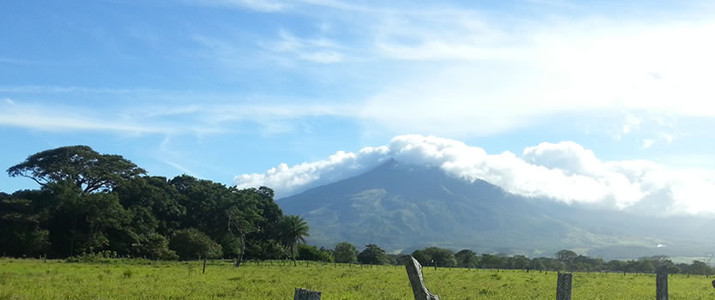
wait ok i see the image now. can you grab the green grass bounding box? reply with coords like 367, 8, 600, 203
0, 259, 714, 299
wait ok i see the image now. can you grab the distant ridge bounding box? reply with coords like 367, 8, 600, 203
278, 160, 715, 259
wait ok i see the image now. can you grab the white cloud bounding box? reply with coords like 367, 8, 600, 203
260, 30, 346, 64
298, 51, 343, 63
235, 135, 715, 215
0, 94, 354, 136
185, 0, 287, 12
642, 139, 656, 149
235, 146, 391, 194
354, 8, 715, 137
184, 2, 715, 139
0, 100, 174, 135
622, 115, 642, 136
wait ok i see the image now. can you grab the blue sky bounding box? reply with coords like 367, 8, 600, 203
2, 0, 715, 214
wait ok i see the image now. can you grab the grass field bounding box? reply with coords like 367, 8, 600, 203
1, 258, 714, 299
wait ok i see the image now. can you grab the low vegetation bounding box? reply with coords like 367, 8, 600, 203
1, 258, 714, 299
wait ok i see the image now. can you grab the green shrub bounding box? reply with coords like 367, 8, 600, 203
169, 228, 222, 260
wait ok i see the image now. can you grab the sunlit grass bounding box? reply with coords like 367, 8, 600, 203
1, 259, 714, 299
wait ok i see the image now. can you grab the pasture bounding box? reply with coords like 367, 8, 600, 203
1, 259, 714, 299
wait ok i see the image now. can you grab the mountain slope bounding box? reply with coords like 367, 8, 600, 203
278, 160, 714, 259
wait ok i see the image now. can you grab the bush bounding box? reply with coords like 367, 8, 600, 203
169, 228, 222, 260
66, 250, 118, 263
297, 244, 332, 262
132, 233, 178, 260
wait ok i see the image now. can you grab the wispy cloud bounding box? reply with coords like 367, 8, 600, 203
525, 0, 578, 8
0, 100, 175, 135
8, 1, 715, 142
0, 95, 354, 136
373, 10, 522, 61
189, 0, 715, 138
355, 12, 715, 136
183, 0, 380, 13
184, 0, 288, 12
0, 85, 160, 94
259, 30, 346, 64
157, 137, 200, 177
9, 2, 715, 143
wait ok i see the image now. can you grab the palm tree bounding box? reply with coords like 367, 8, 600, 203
279, 215, 309, 262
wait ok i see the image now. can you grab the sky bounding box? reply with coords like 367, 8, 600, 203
2, 1, 715, 215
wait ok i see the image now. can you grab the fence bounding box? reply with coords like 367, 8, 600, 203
292, 255, 696, 299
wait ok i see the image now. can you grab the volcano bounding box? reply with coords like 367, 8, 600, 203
278, 160, 715, 259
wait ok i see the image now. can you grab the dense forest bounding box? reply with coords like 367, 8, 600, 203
0, 146, 308, 262
1, 146, 712, 276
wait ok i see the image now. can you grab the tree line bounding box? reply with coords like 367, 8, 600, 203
0, 146, 309, 262
296, 243, 712, 276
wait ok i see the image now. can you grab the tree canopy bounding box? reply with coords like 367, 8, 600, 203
279, 215, 310, 260
333, 242, 358, 263
7, 145, 145, 194
358, 244, 387, 265
412, 247, 457, 267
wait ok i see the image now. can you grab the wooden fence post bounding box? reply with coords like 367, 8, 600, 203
656, 269, 668, 300
404, 255, 440, 300
294, 288, 321, 300
556, 273, 572, 300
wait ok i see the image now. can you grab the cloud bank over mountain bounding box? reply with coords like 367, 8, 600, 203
235, 135, 715, 215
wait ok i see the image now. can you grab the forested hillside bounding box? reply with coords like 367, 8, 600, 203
0, 146, 308, 261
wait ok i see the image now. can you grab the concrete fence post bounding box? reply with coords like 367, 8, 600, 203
404, 255, 440, 300
656, 270, 668, 300
294, 288, 321, 300
556, 273, 572, 300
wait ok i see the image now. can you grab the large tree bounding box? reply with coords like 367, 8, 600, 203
455, 249, 479, 268
358, 244, 387, 265
556, 249, 578, 263
115, 176, 186, 236
411, 247, 457, 267
41, 183, 132, 257
168, 175, 267, 262
6, 146, 143, 257
333, 242, 358, 263
7, 145, 145, 194
242, 187, 284, 260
